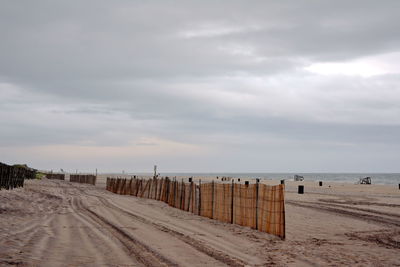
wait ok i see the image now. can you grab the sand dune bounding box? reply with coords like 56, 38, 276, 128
0, 177, 399, 266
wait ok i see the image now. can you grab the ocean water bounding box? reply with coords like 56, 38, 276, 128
158, 173, 400, 185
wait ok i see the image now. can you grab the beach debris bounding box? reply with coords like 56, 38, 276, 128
319, 181, 323, 186
294, 175, 304, 181
358, 177, 372, 184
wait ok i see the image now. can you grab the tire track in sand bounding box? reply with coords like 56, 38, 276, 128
86, 192, 247, 267
71, 196, 178, 267
286, 200, 400, 227
286, 200, 400, 249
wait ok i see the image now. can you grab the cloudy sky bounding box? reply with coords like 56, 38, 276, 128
1, 1, 399, 173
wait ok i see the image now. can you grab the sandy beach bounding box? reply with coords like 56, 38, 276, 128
2, 0, 400, 266
0, 175, 399, 266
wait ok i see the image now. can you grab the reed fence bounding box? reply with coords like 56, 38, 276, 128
46, 173, 65, 180
106, 177, 285, 239
70, 174, 96, 185
0, 162, 36, 190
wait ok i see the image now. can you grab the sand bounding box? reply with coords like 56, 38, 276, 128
0, 175, 399, 266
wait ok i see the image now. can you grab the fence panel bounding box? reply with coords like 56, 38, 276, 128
0, 162, 36, 190
46, 173, 65, 180
106, 176, 285, 239
214, 183, 232, 223
257, 184, 285, 238
200, 183, 213, 218
233, 184, 257, 228
70, 174, 96, 185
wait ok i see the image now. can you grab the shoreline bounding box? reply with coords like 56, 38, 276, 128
95, 174, 400, 196
61, 171, 400, 185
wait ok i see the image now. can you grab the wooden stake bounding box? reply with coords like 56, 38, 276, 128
165, 177, 170, 203
255, 179, 259, 230
211, 180, 215, 219
180, 179, 184, 210
198, 179, 202, 216
188, 180, 192, 212
231, 179, 234, 224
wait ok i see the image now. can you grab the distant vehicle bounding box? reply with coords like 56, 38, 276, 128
358, 177, 371, 184
294, 175, 304, 181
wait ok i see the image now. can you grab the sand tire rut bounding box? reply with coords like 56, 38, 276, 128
90, 194, 247, 267
72, 197, 177, 267
286, 200, 400, 250
286, 200, 400, 227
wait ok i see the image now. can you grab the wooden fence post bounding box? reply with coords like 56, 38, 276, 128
211, 180, 215, 219
173, 178, 176, 207
255, 179, 259, 230
154, 178, 157, 199
147, 179, 151, 198
165, 177, 170, 203
192, 181, 195, 213
231, 179, 234, 224
155, 178, 159, 200
180, 179, 184, 210
281, 185, 286, 239
188, 180, 192, 212
198, 179, 202, 216
136, 179, 140, 196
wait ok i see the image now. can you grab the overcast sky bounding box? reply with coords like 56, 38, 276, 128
1, 1, 399, 173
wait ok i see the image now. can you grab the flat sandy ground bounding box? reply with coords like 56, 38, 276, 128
0, 175, 399, 266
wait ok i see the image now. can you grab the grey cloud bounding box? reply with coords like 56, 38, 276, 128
0, 1, 399, 171
2, 1, 399, 83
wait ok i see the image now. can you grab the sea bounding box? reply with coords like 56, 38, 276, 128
155, 173, 400, 185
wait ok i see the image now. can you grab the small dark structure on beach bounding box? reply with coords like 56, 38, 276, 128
298, 185, 304, 194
